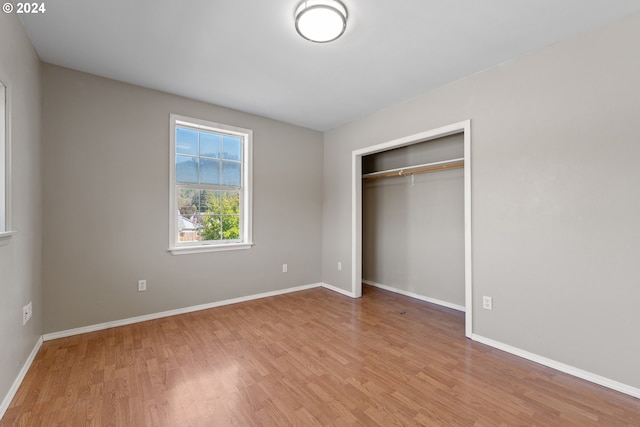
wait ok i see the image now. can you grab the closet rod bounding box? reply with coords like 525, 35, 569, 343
362, 157, 464, 181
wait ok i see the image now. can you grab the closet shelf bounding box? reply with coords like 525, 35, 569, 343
362, 157, 464, 180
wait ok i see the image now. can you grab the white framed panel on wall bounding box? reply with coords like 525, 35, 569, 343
0, 80, 12, 243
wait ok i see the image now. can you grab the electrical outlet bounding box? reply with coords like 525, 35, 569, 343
22, 302, 32, 325
338, 262, 342, 271
282, 264, 288, 273
482, 296, 493, 310
138, 280, 147, 292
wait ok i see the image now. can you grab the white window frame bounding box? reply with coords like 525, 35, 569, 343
168, 114, 253, 255
0, 81, 12, 245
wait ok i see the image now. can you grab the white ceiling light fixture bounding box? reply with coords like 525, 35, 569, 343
295, 0, 348, 43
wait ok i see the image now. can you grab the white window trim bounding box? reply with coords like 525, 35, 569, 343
168, 114, 253, 255
0, 80, 12, 246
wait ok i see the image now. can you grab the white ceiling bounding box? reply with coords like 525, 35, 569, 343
19, 0, 640, 131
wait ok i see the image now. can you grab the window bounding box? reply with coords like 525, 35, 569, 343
169, 114, 253, 254
0, 81, 11, 244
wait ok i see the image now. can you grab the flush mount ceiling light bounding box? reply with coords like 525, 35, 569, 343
295, 0, 348, 43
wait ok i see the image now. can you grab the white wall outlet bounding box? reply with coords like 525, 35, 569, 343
138, 279, 147, 292
282, 264, 288, 273
338, 262, 342, 271
22, 302, 32, 325
482, 296, 493, 310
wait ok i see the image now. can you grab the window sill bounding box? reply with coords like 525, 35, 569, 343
168, 242, 254, 255
0, 231, 15, 246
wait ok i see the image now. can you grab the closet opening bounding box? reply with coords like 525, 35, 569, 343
351, 120, 472, 337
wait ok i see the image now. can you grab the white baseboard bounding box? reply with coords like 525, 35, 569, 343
472, 334, 640, 400
321, 282, 357, 298
44, 283, 322, 341
0, 336, 43, 420
363, 280, 466, 312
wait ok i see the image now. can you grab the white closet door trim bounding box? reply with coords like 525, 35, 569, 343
351, 120, 473, 338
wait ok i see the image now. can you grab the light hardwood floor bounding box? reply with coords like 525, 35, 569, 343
2, 285, 640, 426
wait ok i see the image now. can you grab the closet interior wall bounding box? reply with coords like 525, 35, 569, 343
362, 133, 465, 309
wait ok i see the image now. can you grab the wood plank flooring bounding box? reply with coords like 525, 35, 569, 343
2, 285, 640, 426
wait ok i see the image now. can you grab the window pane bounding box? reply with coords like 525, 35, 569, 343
221, 161, 241, 186
222, 135, 242, 160
200, 158, 220, 185
220, 191, 240, 215
221, 192, 240, 240
222, 215, 240, 240
176, 156, 198, 183
177, 188, 200, 242
199, 215, 222, 241
201, 189, 220, 214
176, 127, 198, 155
178, 188, 199, 217
178, 218, 200, 242
200, 131, 221, 158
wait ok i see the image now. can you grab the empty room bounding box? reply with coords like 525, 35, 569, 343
2, 0, 640, 425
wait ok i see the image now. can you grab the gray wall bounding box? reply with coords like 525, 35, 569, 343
363, 135, 464, 306
42, 64, 323, 333
0, 12, 42, 405
322, 11, 640, 389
